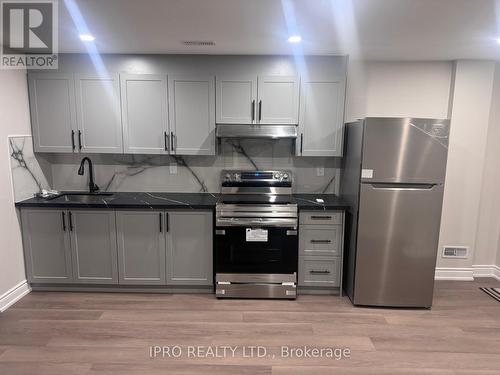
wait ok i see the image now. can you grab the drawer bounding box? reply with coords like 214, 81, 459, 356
300, 211, 342, 225
299, 225, 341, 257
298, 256, 340, 287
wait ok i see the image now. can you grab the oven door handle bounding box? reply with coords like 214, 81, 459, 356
216, 217, 297, 228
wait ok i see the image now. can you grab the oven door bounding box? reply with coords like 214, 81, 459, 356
215, 226, 298, 274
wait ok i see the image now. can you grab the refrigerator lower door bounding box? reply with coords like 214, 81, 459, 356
354, 183, 444, 307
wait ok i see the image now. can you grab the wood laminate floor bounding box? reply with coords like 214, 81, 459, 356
1, 278, 500, 374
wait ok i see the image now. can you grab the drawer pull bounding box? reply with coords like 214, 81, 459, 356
310, 216, 332, 220
310, 270, 331, 274
310, 239, 332, 244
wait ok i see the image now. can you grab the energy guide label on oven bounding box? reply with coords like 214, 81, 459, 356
246, 228, 268, 242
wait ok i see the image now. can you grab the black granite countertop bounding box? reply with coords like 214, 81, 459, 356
293, 194, 349, 210
15, 192, 348, 211
15, 192, 220, 210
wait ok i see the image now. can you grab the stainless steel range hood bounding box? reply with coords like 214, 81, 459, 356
216, 124, 297, 139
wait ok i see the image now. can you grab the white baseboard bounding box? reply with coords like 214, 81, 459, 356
472, 265, 500, 281
435, 265, 500, 281
435, 267, 474, 281
0, 280, 30, 312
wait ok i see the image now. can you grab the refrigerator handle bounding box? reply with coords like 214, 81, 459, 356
369, 183, 439, 190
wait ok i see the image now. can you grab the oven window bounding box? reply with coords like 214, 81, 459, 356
215, 227, 298, 274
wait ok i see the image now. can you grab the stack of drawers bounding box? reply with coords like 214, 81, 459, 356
298, 210, 344, 293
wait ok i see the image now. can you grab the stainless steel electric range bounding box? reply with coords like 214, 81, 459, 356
215, 170, 298, 299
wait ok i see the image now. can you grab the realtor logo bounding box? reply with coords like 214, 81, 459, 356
1, 0, 58, 69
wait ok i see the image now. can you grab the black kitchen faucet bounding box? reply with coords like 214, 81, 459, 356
78, 157, 100, 193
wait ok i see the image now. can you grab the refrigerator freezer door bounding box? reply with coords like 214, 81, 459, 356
354, 183, 444, 307
361, 118, 449, 184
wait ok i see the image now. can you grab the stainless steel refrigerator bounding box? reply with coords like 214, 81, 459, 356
341, 117, 450, 308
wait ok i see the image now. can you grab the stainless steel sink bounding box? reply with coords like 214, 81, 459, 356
50, 193, 114, 203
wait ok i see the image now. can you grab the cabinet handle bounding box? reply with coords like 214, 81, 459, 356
170, 132, 174, 152
310, 216, 332, 220
68, 212, 74, 231
164, 132, 169, 152
251, 100, 255, 122
300, 133, 303, 154
258, 100, 262, 121
310, 239, 332, 244
159, 212, 163, 232
78, 130, 82, 150
310, 270, 331, 274
71, 130, 75, 151
166, 213, 169, 232
61, 212, 66, 231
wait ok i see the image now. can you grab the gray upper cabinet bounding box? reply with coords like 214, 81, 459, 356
257, 75, 299, 124
166, 211, 213, 286
216, 76, 257, 124
69, 210, 118, 284
75, 74, 123, 153
168, 75, 215, 155
21, 209, 73, 284
297, 79, 345, 157
120, 74, 169, 154
116, 211, 166, 285
28, 73, 78, 153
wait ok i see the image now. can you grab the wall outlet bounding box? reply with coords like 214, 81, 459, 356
169, 163, 177, 174
316, 167, 324, 177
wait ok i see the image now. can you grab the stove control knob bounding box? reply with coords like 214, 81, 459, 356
234, 173, 241, 181
274, 172, 280, 179
283, 173, 289, 180
224, 173, 231, 181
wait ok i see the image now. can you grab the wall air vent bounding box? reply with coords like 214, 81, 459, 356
442, 246, 469, 259
182, 40, 216, 46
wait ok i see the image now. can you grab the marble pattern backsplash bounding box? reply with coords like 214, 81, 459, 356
9, 136, 52, 202
26, 139, 340, 195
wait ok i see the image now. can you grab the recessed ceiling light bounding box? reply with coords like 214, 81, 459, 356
497, 37, 500, 44
79, 34, 95, 42
287, 35, 302, 44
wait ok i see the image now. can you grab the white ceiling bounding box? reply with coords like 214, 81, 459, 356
58, 0, 500, 60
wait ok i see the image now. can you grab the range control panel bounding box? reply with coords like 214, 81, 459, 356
222, 170, 291, 183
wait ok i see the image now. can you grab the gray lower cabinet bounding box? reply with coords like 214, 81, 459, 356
69, 210, 119, 284
298, 210, 344, 293
116, 211, 166, 285
21, 208, 213, 289
21, 209, 73, 283
166, 211, 213, 286
298, 256, 341, 288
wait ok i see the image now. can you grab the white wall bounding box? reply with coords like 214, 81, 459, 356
437, 61, 496, 269
0, 70, 31, 309
474, 63, 500, 267
345, 60, 453, 121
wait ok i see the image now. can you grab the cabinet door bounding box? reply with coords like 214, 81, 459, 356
298, 80, 345, 156
121, 74, 169, 154
75, 74, 123, 153
28, 73, 78, 153
168, 75, 215, 155
257, 75, 299, 124
166, 211, 213, 286
116, 211, 166, 285
69, 210, 118, 284
216, 76, 257, 124
21, 209, 73, 283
